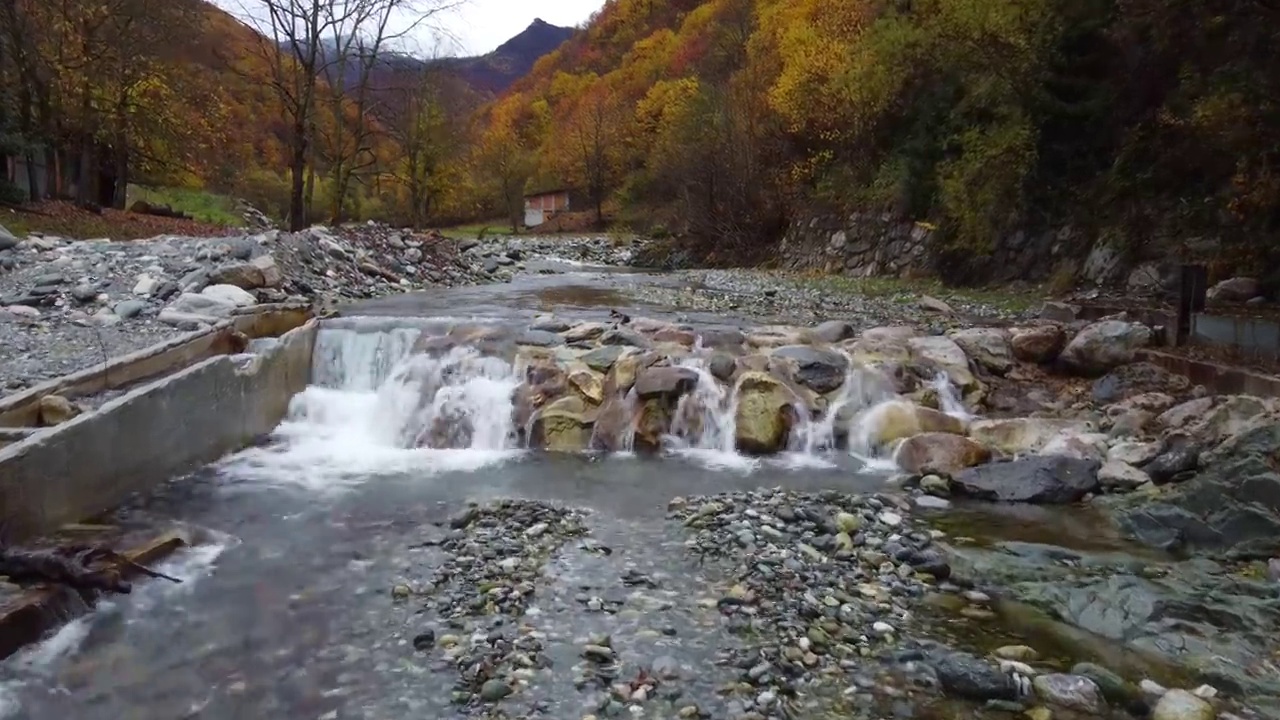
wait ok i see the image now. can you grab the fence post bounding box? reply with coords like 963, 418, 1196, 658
1177, 264, 1208, 346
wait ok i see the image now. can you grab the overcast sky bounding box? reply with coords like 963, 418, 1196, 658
215, 0, 604, 57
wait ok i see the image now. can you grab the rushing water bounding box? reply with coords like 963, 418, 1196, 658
6, 263, 1218, 720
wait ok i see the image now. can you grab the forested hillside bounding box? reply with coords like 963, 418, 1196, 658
465, 0, 1280, 281
0, 0, 573, 230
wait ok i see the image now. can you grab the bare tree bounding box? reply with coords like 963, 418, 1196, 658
241, 0, 462, 230
567, 87, 623, 227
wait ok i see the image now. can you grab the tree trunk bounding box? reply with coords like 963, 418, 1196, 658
288, 119, 307, 231
23, 151, 39, 200
112, 141, 128, 209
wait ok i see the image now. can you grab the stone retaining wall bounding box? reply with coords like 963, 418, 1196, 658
0, 320, 317, 541
778, 212, 1081, 282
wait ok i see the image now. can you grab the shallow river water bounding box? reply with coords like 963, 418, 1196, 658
1, 259, 1273, 720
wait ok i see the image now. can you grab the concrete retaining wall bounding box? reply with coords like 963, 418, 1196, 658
0, 320, 317, 541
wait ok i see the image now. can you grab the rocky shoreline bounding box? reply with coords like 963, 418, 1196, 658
0, 223, 639, 392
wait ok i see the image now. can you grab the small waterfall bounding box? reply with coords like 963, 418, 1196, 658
789, 355, 895, 455
222, 325, 521, 490
668, 362, 738, 454
377, 347, 520, 450
931, 371, 973, 421
311, 327, 421, 390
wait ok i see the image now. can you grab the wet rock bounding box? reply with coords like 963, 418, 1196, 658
1152, 689, 1215, 720
581, 345, 626, 372
1060, 320, 1154, 376
932, 651, 1020, 701
968, 417, 1094, 455
517, 329, 565, 347
412, 629, 436, 651
865, 400, 966, 447
894, 433, 992, 475
709, 352, 736, 382
771, 345, 848, 393
949, 328, 1013, 375
1071, 662, 1147, 714
1033, 673, 1104, 713
1206, 277, 1258, 304
697, 327, 746, 349
634, 366, 698, 400
812, 320, 855, 343
479, 679, 513, 702
600, 327, 649, 348
564, 322, 607, 343
952, 456, 1101, 503
530, 396, 594, 452
1010, 325, 1067, 364
38, 394, 81, 426
567, 367, 605, 404
734, 372, 795, 454
909, 335, 978, 391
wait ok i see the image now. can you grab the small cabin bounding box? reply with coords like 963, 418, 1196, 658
523, 188, 571, 227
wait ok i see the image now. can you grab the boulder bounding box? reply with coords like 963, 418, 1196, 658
908, 336, 977, 391
1039, 301, 1079, 323
1032, 673, 1104, 714
1151, 689, 1215, 720
1127, 262, 1168, 294
529, 396, 594, 452
967, 417, 1095, 456
1157, 397, 1214, 430
771, 345, 848, 394
563, 322, 607, 343
1040, 430, 1109, 463
1010, 325, 1067, 364
1116, 422, 1280, 556
201, 284, 257, 308
1178, 395, 1280, 448
811, 320, 855, 343
1105, 392, 1177, 417
1092, 362, 1190, 404
1144, 434, 1201, 484
167, 292, 239, 318
516, 329, 565, 348
567, 367, 605, 404
1098, 460, 1151, 490
38, 394, 81, 426
600, 327, 650, 348
581, 345, 626, 372
634, 366, 699, 401
605, 353, 642, 395
734, 372, 796, 454
590, 394, 637, 452
1059, 320, 1154, 376
894, 433, 992, 475
951, 456, 1101, 503
845, 335, 912, 372
250, 254, 283, 288
1107, 440, 1159, 466
948, 328, 1013, 375
859, 400, 966, 448
918, 295, 953, 314
708, 352, 736, 382
1206, 276, 1259, 303
652, 327, 697, 346
696, 328, 746, 349
0, 223, 18, 250
208, 261, 266, 290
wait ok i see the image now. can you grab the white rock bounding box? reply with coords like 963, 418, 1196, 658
2, 305, 41, 319
133, 274, 160, 295
1152, 688, 1215, 720
872, 621, 895, 635
250, 254, 283, 287
168, 292, 238, 317
1060, 320, 1154, 376
201, 284, 256, 307
1140, 679, 1168, 698
157, 308, 215, 330
878, 511, 902, 527
1098, 460, 1151, 489
1191, 685, 1218, 699
1108, 441, 1159, 466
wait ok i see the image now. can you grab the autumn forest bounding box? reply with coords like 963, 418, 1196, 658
2, 0, 1279, 279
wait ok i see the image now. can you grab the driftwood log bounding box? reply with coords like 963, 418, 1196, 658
0, 544, 181, 595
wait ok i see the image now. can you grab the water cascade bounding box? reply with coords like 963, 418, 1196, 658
931, 371, 973, 421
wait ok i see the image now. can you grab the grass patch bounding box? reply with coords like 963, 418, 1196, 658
789, 272, 1045, 314
440, 220, 519, 239
127, 184, 241, 226
2, 201, 240, 241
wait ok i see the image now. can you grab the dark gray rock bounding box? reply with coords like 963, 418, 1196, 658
1113, 423, 1280, 558
530, 317, 572, 333
772, 345, 848, 393
581, 345, 626, 372
113, 300, 147, 320
0, 224, 18, 250
478, 679, 512, 702
600, 327, 650, 348
70, 284, 99, 303
482, 257, 499, 273
709, 352, 736, 382
1144, 435, 1200, 484
951, 456, 1100, 503
178, 268, 211, 293
697, 328, 746, 349
1092, 362, 1190, 404
31, 272, 65, 286
931, 651, 1019, 701
634, 366, 698, 400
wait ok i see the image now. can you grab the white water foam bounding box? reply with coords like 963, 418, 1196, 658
665, 361, 759, 472
223, 329, 523, 490
931, 371, 974, 421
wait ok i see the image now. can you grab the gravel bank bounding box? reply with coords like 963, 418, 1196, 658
0, 225, 640, 392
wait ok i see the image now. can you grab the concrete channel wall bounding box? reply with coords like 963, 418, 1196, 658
0, 320, 318, 542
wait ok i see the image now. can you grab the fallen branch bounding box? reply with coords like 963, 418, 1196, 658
0, 542, 182, 594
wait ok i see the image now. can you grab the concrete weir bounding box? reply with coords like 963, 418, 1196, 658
0, 305, 317, 542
